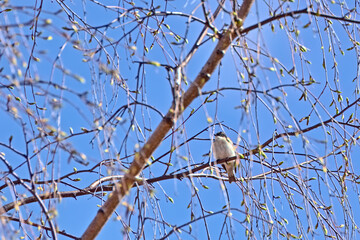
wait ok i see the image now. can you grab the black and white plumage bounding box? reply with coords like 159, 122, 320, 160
212, 131, 236, 183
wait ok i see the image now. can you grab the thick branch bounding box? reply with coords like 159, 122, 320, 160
81, 0, 255, 239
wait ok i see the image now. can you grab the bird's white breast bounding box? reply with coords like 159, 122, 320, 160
213, 137, 235, 160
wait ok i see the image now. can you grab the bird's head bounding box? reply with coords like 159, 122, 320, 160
214, 131, 227, 138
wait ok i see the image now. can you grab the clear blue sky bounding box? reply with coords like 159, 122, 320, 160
1, 0, 359, 239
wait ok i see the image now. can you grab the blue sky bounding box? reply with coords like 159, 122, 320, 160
1, 0, 360, 239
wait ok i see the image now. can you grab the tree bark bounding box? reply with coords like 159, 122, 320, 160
81, 0, 255, 239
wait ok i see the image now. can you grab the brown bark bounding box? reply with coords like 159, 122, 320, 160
81, 1, 255, 239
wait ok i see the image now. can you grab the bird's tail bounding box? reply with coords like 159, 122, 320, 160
228, 172, 236, 183
223, 163, 236, 183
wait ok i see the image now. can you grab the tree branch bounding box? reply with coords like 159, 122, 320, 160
80, 1, 256, 239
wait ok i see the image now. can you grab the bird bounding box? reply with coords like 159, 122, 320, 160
212, 131, 236, 183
